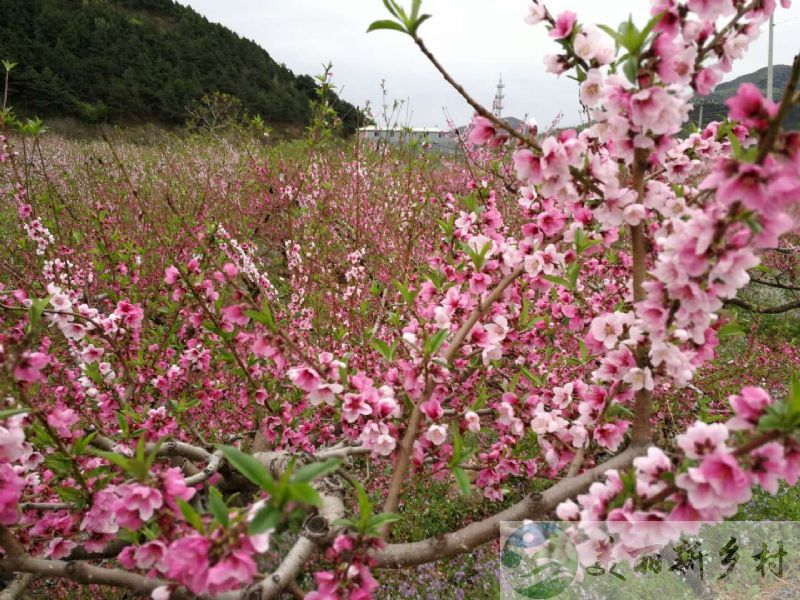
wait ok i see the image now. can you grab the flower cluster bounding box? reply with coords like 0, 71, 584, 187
307, 535, 382, 600
557, 385, 800, 570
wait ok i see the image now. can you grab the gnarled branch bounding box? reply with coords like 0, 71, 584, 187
371, 445, 643, 568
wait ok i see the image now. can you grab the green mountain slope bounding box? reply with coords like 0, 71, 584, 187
0, 0, 361, 132
690, 64, 800, 129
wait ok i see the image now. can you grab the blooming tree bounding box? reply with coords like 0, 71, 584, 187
1, 0, 800, 598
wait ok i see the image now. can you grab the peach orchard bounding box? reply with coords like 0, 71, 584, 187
1, 0, 800, 598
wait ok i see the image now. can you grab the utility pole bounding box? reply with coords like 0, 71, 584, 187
767, 13, 775, 101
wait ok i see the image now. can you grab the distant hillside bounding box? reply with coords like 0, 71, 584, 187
456, 116, 525, 133
0, 0, 361, 133
690, 64, 800, 129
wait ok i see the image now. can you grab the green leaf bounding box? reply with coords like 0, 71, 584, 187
355, 481, 373, 516
758, 406, 789, 432
453, 467, 471, 497
519, 367, 544, 388
718, 321, 747, 338
292, 458, 341, 483
541, 274, 570, 289
382, 0, 400, 18
248, 505, 281, 534
410, 13, 432, 35
91, 449, 133, 473
462, 239, 492, 271
566, 261, 581, 290
473, 385, 489, 410
218, 445, 274, 490
449, 430, 464, 468
0, 407, 28, 419
436, 217, 455, 238
519, 296, 530, 328
27, 297, 49, 332
208, 487, 229, 527
620, 469, 637, 496
392, 0, 409, 23
370, 338, 395, 361
177, 498, 204, 532
410, 0, 421, 21
136, 436, 147, 464
618, 16, 641, 54
142, 440, 161, 477
623, 56, 638, 83
288, 482, 322, 506
117, 412, 130, 437
393, 280, 419, 305
352, 481, 374, 532
788, 372, 800, 416
606, 403, 635, 419
367, 512, 400, 533
246, 301, 276, 329
742, 212, 763, 234
73, 432, 97, 455
56, 485, 84, 504
367, 19, 407, 34
334, 518, 357, 529
597, 24, 622, 47
424, 328, 449, 356
640, 11, 665, 45
727, 131, 743, 158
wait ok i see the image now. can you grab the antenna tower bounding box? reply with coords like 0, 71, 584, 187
492, 74, 505, 118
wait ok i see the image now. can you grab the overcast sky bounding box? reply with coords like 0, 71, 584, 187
177, 1, 800, 128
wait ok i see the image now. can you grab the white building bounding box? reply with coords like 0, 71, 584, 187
357, 126, 457, 151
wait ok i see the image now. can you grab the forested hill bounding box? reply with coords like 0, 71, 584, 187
689, 64, 800, 129
0, 0, 361, 132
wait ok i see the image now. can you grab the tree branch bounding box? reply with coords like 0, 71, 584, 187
183, 450, 223, 486
0, 556, 190, 599
371, 445, 644, 567
630, 149, 653, 445
0, 526, 24, 558
411, 36, 538, 150
750, 276, 800, 292
378, 396, 425, 538
218, 494, 345, 600
0, 573, 35, 600
444, 264, 525, 365
723, 297, 800, 314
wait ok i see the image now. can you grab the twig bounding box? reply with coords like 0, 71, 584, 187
444, 264, 525, 365
411, 36, 538, 151
19, 503, 76, 511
